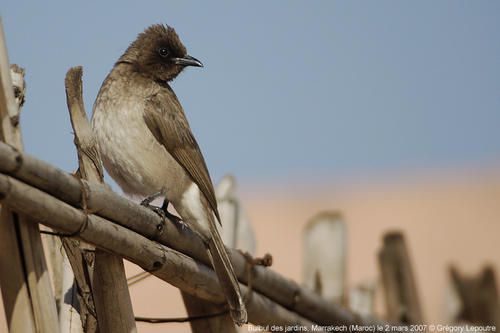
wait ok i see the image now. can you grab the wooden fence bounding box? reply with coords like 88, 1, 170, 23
0, 18, 498, 333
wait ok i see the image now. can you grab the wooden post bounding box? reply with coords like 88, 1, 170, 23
216, 174, 256, 253
44, 232, 63, 310
181, 293, 237, 333
60, 67, 98, 333
449, 265, 500, 326
65, 66, 137, 333
378, 231, 423, 324
58, 251, 85, 333
303, 212, 347, 304
0, 18, 59, 333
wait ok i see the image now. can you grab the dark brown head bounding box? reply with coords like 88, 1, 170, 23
118, 24, 202, 82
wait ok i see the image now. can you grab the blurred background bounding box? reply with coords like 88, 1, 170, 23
1, 1, 499, 331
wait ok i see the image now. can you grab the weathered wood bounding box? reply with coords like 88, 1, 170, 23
65, 66, 136, 333
65, 67, 103, 183
0, 22, 35, 333
54, 66, 95, 333
58, 249, 85, 333
92, 251, 136, 333
449, 265, 500, 326
303, 212, 347, 304
0, 209, 37, 333
378, 232, 423, 324
0, 173, 321, 329
0, 19, 59, 333
60, 238, 97, 332
0, 142, 383, 326
216, 174, 256, 253
44, 231, 63, 309
43, 225, 86, 333
182, 292, 237, 333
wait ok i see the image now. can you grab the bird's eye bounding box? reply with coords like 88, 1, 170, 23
158, 47, 169, 58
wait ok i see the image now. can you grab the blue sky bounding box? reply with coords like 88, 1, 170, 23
2, 1, 499, 189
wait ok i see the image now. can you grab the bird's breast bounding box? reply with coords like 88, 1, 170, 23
92, 89, 189, 199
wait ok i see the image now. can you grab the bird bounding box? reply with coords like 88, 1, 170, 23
91, 24, 247, 325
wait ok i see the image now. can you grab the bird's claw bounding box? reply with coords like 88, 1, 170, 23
142, 202, 168, 221
142, 197, 189, 233
176, 220, 189, 232
142, 201, 187, 230
166, 213, 189, 232
141, 196, 156, 207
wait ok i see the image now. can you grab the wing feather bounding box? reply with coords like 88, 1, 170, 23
143, 88, 221, 222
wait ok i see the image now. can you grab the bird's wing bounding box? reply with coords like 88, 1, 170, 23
143, 88, 221, 222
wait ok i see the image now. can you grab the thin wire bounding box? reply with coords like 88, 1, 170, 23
135, 309, 228, 324
40, 230, 66, 237
134, 253, 272, 325
42, 223, 274, 325
127, 271, 152, 286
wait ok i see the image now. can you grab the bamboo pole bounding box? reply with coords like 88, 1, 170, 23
0, 60, 35, 333
303, 212, 347, 304
0, 19, 59, 333
0, 173, 321, 329
65, 66, 136, 333
181, 293, 236, 333
61, 237, 98, 332
0, 142, 383, 326
378, 232, 423, 324
216, 174, 256, 253
44, 233, 63, 311
449, 265, 500, 325
58, 249, 85, 333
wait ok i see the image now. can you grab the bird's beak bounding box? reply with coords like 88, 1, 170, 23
172, 55, 203, 68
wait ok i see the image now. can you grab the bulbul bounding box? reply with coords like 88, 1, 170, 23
91, 24, 247, 325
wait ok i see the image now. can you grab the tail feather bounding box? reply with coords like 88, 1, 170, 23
207, 215, 247, 325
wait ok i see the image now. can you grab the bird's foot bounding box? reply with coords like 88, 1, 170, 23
164, 210, 185, 227
141, 197, 189, 232
160, 200, 189, 232
141, 201, 169, 221
142, 201, 187, 231
166, 212, 189, 232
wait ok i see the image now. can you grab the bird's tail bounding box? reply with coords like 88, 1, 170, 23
207, 215, 247, 325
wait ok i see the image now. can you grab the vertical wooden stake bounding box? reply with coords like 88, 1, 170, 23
59, 236, 98, 333
216, 174, 256, 254
65, 66, 136, 333
181, 293, 236, 333
378, 231, 423, 324
0, 18, 59, 333
302, 211, 347, 304
58, 252, 84, 333
449, 265, 500, 326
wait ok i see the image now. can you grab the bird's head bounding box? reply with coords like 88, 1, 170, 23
119, 24, 203, 82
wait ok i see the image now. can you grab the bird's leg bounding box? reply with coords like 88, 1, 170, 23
161, 199, 188, 231
160, 200, 182, 224
141, 191, 164, 207
141, 199, 167, 222
141, 191, 188, 231
141, 190, 171, 223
